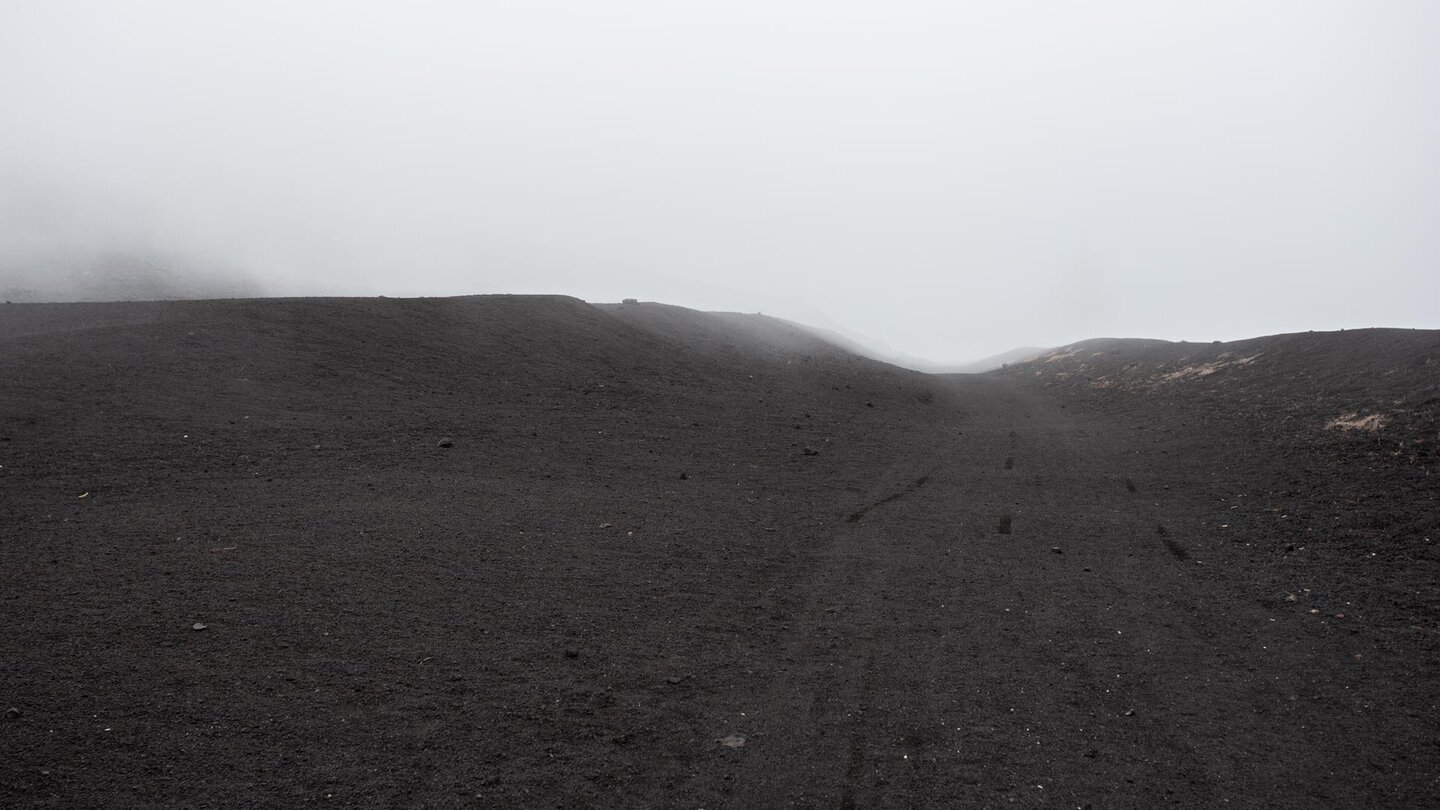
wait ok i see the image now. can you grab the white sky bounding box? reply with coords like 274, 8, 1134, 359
2, 1, 1436, 362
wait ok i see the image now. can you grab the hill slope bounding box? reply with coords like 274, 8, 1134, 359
1002, 329, 1439, 561
2, 302, 1437, 807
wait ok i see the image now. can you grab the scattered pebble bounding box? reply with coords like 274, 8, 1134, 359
719, 734, 746, 748
191, 622, 208, 631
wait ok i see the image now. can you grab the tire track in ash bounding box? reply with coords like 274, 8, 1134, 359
725, 378, 1214, 807
724, 437, 965, 808
725, 380, 1091, 806
723, 381, 1081, 807
845, 471, 935, 524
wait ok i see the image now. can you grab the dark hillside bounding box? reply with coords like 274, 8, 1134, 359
1001, 328, 1440, 640
2, 302, 1437, 807
0, 295, 951, 807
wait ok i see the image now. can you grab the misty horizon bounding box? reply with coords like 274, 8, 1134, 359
3, 1, 1436, 364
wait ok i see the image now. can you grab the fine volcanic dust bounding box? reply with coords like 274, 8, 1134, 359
2, 296, 1437, 807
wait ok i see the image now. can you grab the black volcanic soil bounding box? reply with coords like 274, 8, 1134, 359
2, 297, 1437, 808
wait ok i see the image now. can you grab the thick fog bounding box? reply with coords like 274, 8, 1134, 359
2, 1, 1436, 363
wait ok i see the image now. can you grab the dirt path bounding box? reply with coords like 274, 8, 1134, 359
723, 376, 1434, 808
